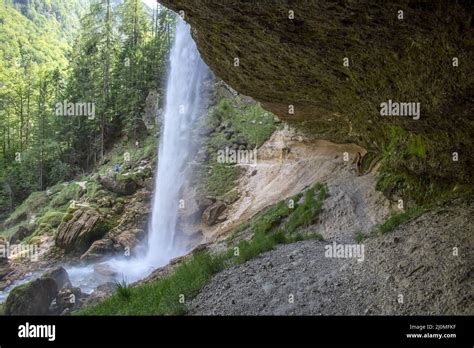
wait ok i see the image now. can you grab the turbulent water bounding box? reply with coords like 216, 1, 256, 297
64, 19, 210, 288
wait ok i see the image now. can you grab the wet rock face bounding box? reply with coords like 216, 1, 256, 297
202, 201, 226, 226
83, 282, 117, 307
98, 174, 139, 196
80, 238, 114, 261
41, 267, 71, 290
160, 0, 473, 185
4, 278, 57, 315
55, 208, 107, 254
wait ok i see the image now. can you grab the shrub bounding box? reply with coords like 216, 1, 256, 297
378, 207, 424, 234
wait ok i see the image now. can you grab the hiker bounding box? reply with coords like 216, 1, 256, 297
355, 152, 362, 176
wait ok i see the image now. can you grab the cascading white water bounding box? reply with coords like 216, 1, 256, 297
145, 18, 209, 265
63, 18, 210, 288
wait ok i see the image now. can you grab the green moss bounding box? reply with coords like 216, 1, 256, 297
85, 180, 100, 201
50, 183, 83, 208
90, 217, 116, 239
407, 134, 429, 158
199, 161, 241, 197
37, 211, 66, 228
97, 135, 157, 175
197, 97, 277, 198
62, 212, 74, 223
4, 191, 48, 227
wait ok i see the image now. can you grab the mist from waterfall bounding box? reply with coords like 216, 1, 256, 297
65, 18, 210, 289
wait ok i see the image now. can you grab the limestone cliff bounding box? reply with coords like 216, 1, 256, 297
159, 0, 473, 202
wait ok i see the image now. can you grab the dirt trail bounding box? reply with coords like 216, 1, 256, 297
203, 126, 392, 242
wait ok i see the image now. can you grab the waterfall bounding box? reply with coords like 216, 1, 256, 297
145, 18, 209, 265
64, 18, 210, 289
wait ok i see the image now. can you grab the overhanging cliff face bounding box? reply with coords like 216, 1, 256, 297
160, 0, 473, 194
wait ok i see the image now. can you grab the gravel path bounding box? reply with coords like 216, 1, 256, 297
189, 198, 473, 315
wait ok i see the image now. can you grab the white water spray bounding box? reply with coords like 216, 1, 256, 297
64, 19, 210, 288
146, 19, 209, 266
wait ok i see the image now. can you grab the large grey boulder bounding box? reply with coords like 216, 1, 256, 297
42, 267, 71, 289
4, 278, 58, 315
98, 174, 138, 196
55, 208, 107, 254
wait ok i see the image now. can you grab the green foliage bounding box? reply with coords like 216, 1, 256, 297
209, 99, 276, 148
0, 1, 174, 221
90, 216, 116, 239
62, 212, 74, 223
50, 183, 82, 208
407, 134, 429, 158
252, 200, 292, 235
199, 162, 241, 197
37, 211, 65, 228
228, 183, 327, 264
354, 231, 366, 243
85, 180, 101, 201
283, 183, 327, 234
231, 230, 279, 264
377, 207, 424, 235
77, 183, 327, 315
198, 98, 276, 198
3, 191, 48, 228
78, 251, 226, 315
116, 279, 132, 300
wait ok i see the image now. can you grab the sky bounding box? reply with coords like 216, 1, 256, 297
141, 0, 158, 9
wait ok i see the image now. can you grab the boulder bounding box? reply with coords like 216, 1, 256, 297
98, 174, 138, 196
42, 267, 71, 289
9, 225, 33, 244
80, 238, 114, 261
114, 228, 145, 250
4, 278, 57, 315
55, 287, 86, 314
83, 282, 117, 307
235, 136, 247, 146
55, 208, 107, 254
202, 201, 226, 226
93, 263, 118, 277
196, 196, 215, 212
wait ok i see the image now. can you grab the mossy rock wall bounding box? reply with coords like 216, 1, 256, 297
160, 0, 473, 193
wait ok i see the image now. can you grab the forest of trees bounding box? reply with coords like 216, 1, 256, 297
0, 0, 175, 219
